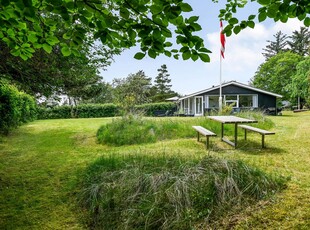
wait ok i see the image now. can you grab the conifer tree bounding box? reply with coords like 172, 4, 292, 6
152, 65, 177, 102
287, 27, 310, 57
262, 31, 288, 60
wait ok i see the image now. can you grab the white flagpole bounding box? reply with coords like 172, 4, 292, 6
219, 21, 224, 113
219, 53, 223, 112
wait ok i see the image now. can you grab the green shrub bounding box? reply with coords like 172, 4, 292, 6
135, 102, 177, 116
37, 103, 120, 119
0, 81, 37, 134
79, 155, 287, 230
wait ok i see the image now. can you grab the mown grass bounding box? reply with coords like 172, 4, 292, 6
0, 112, 309, 229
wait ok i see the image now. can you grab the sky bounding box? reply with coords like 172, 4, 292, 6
100, 1, 304, 95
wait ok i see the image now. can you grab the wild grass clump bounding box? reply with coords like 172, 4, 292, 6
96, 113, 194, 146
79, 154, 287, 229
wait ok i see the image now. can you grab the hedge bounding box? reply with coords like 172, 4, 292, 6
38, 102, 178, 119
37, 103, 120, 119
0, 81, 37, 134
135, 102, 177, 116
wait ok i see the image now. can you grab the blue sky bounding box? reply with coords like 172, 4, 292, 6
100, 1, 303, 95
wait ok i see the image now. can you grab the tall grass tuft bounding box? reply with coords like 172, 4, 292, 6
96, 112, 275, 146
79, 154, 287, 229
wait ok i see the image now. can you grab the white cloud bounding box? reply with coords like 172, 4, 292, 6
203, 19, 305, 87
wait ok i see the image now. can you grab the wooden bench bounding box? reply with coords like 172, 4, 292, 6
238, 125, 275, 148
192, 126, 216, 149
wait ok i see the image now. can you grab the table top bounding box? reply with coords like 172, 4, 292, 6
207, 115, 257, 124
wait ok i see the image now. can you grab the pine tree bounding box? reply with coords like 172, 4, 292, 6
152, 64, 176, 102
287, 27, 310, 57
262, 31, 288, 60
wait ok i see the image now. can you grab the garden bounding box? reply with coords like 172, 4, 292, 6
0, 111, 309, 229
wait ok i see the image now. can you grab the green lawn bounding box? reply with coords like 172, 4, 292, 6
0, 112, 309, 229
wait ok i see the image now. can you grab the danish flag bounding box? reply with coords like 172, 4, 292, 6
220, 21, 226, 59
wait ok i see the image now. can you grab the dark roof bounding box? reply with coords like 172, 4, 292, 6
179, 81, 282, 100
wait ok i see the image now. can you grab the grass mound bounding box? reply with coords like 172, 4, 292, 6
79, 154, 287, 229
96, 114, 194, 146
96, 112, 275, 146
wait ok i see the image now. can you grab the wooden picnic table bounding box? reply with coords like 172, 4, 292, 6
207, 115, 257, 148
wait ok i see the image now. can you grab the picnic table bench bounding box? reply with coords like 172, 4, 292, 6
238, 125, 275, 148
192, 126, 216, 149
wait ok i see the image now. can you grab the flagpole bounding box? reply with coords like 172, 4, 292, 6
219, 53, 222, 112
219, 21, 225, 113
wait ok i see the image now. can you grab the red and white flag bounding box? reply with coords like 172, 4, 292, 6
220, 21, 226, 59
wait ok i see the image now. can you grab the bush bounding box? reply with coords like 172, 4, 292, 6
37, 103, 120, 119
79, 155, 287, 230
135, 102, 177, 116
0, 81, 37, 134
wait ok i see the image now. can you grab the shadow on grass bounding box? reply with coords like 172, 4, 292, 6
199, 139, 287, 155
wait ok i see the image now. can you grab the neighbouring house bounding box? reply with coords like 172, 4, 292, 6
178, 81, 283, 116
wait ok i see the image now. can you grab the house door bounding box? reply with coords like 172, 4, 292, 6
195, 96, 203, 116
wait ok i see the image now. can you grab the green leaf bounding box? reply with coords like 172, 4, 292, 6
258, 0, 271, 5
42, 44, 52, 53
233, 26, 241, 34
228, 18, 239, 25
152, 28, 161, 39
247, 21, 255, 29
182, 50, 191, 60
304, 17, 310, 27
148, 49, 156, 59
198, 47, 212, 53
248, 15, 256, 20
46, 36, 59, 45
179, 3, 192, 12
173, 54, 179, 60
191, 53, 199, 61
187, 16, 199, 23
20, 53, 29, 61
164, 42, 172, 47
134, 52, 146, 60
258, 12, 267, 22
164, 50, 171, 57
199, 53, 210, 62
150, 5, 162, 15
61, 46, 71, 56
120, 7, 130, 19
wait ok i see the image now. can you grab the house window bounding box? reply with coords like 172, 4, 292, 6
239, 95, 253, 107
224, 95, 238, 108
208, 96, 219, 108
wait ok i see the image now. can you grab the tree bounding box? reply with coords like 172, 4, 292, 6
251, 51, 303, 101
1, 1, 309, 63
112, 71, 152, 111
262, 31, 288, 60
287, 27, 310, 56
287, 57, 310, 109
151, 64, 177, 102
0, 12, 120, 101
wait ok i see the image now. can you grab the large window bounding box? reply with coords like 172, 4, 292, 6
206, 94, 258, 109
239, 95, 254, 107
208, 96, 219, 108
